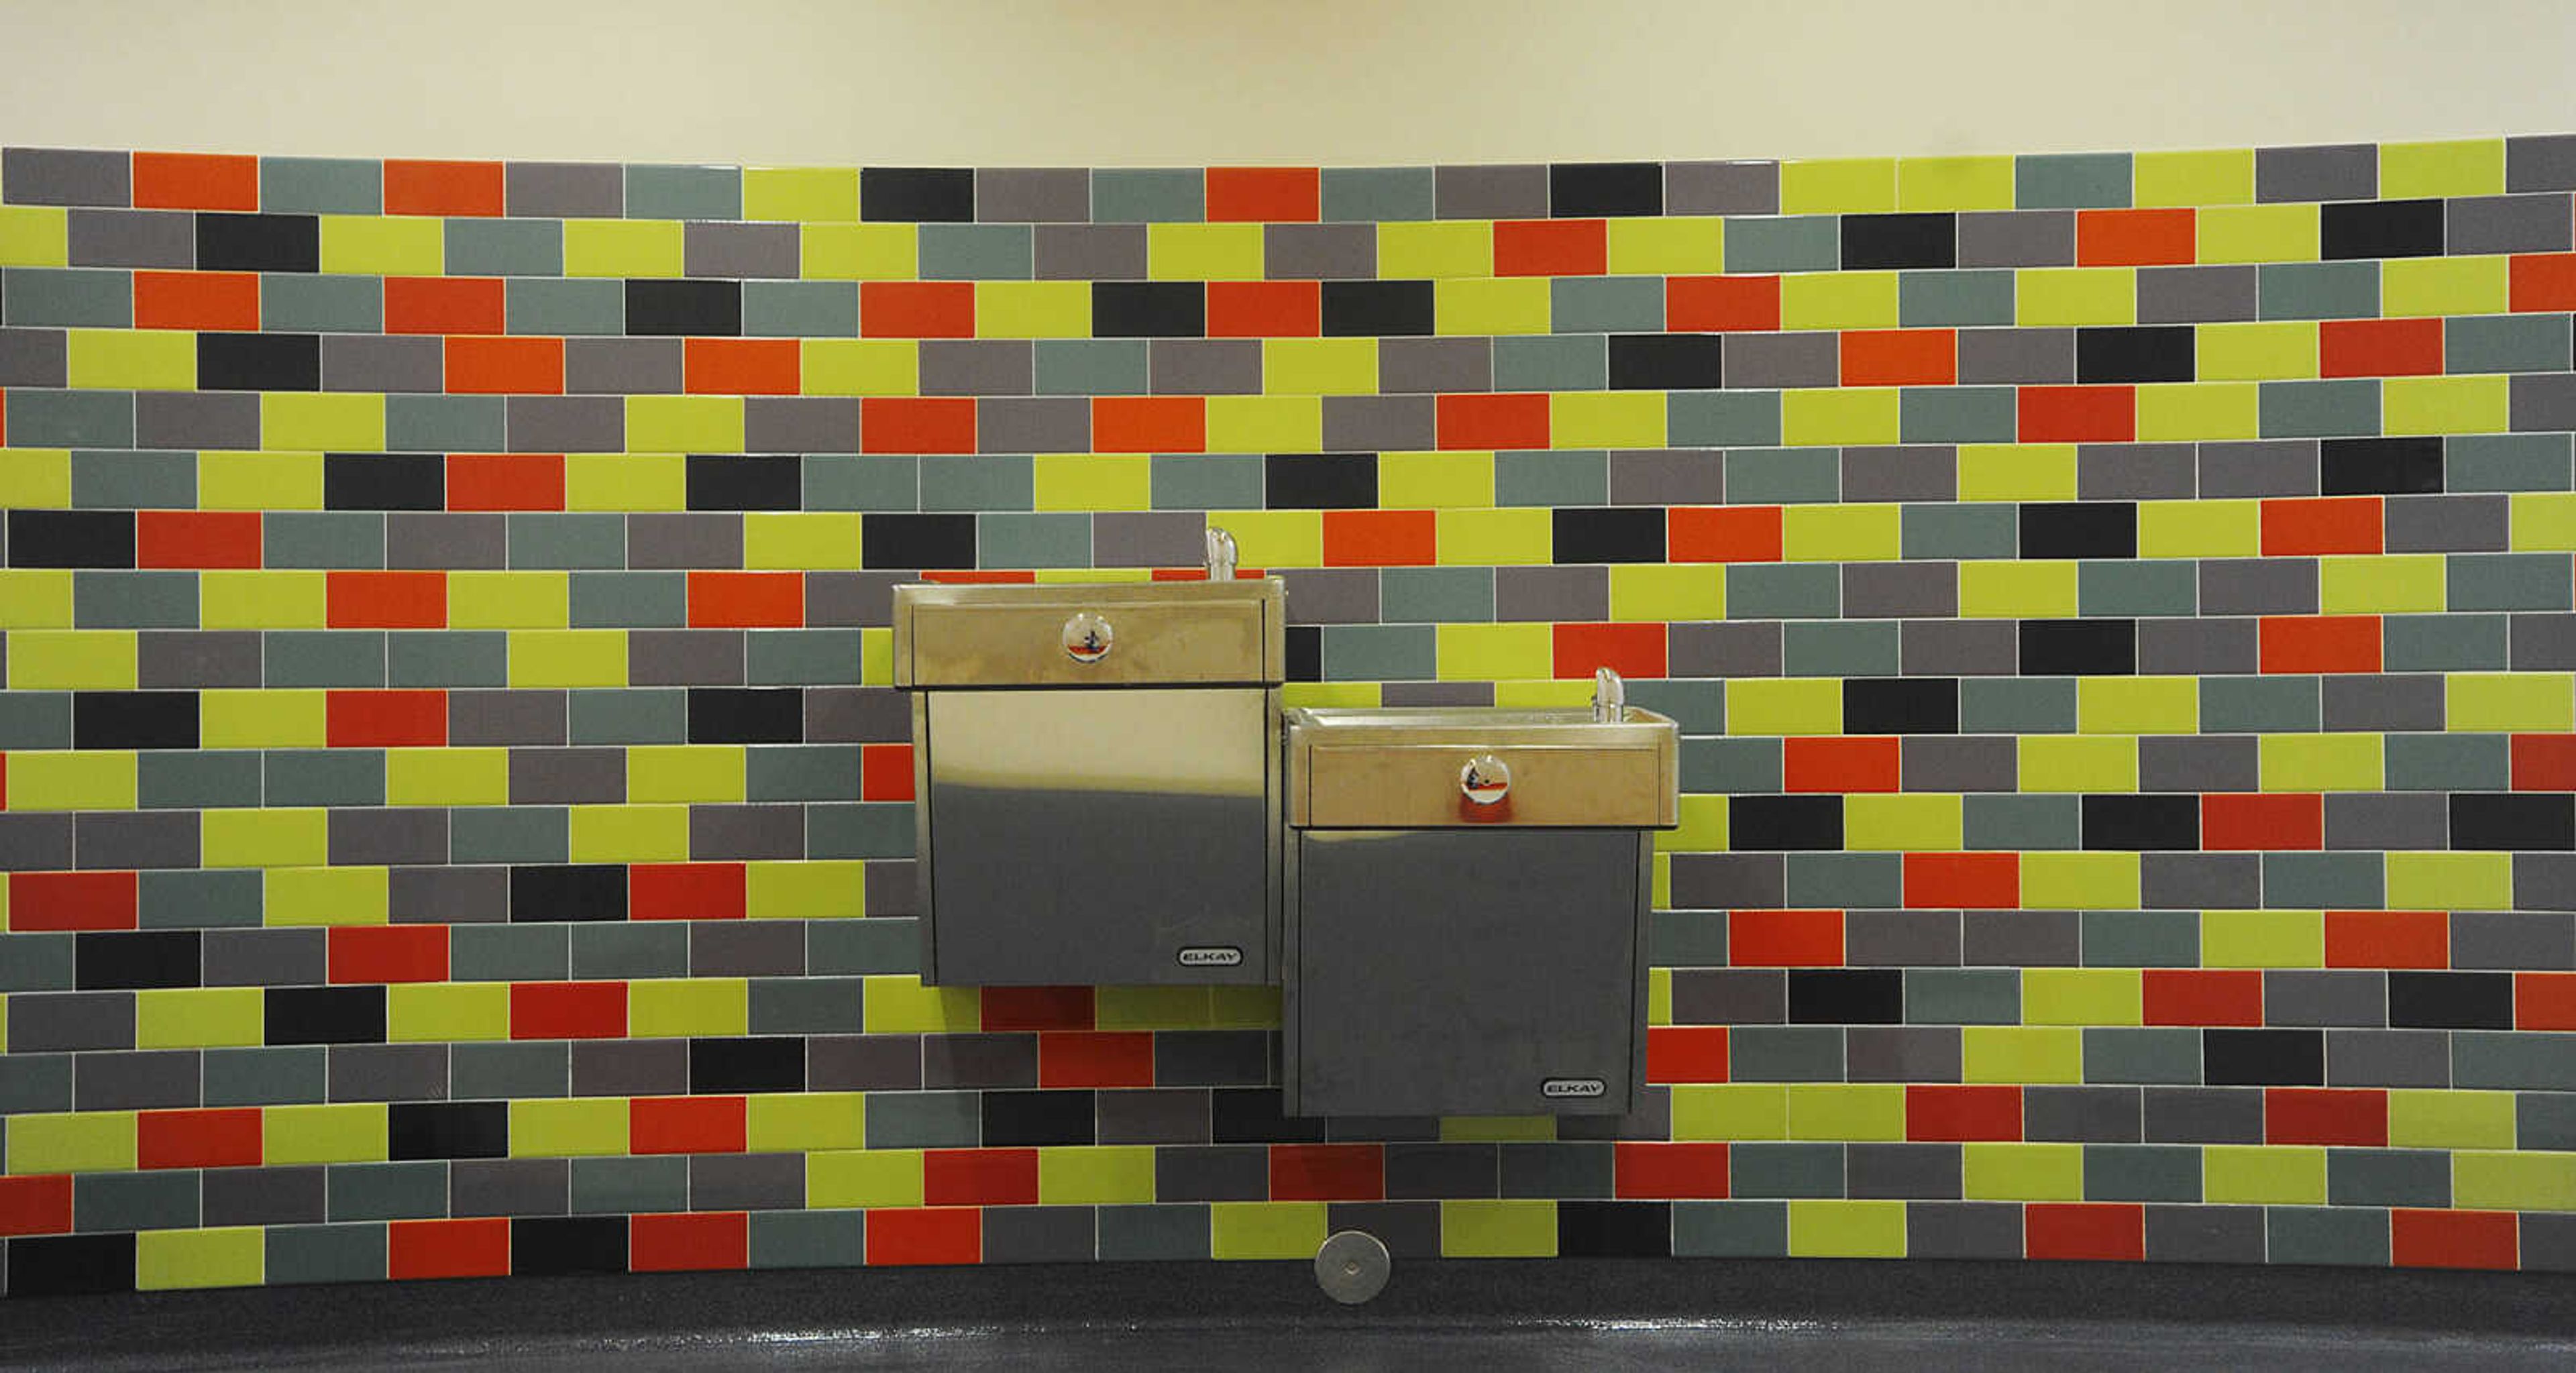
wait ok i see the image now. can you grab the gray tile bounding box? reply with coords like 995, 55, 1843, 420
1492, 335, 1605, 392
202, 1046, 327, 1107
1847, 1141, 1960, 1198
448, 688, 568, 747
1903, 1201, 2023, 1259
388, 865, 510, 925
920, 339, 1032, 396
1379, 337, 1490, 394
1845, 909, 1960, 967
1668, 160, 1778, 215
2263, 970, 2387, 1028
2141, 1087, 2265, 1145
800, 685, 907, 743
1035, 337, 1148, 396
2387, 612, 2508, 670
2447, 433, 2573, 492
1842, 561, 1957, 618
327, 1044, 449, 1103
2512, 372, 2576, 433
2261, 852, 2385, 909
1721, 331, 1837, 390
1320, 394, 1434, 451
1957, 210, 2071, 268
449, 1157, 567, 1217
564, 337, 682, 394
2509, 133, 2576, 192
2137, 265, 2257, 324
2083, 442, 2199, 501
975, 168, 1089, 223
1435, 164, 1547, 220
1728, 1026, 1844, 1083
691, 920, 809, 977
130, 390, 253, 449
2144, 1204, 2263, 1264
321, 334, 441, 393
976, 396, 1090, 453
1679, 736, 1781, 795
260, 156, 381, 214
743, 281, 856, 338
3, 266, 130, 328
74, 569, 197, 628
2447, 313, 2573, 376
691, 803, 804, 860
3, 148, 129, 205
2451, 910, 2575, 970
2321, 673, 2447, 732
2198, 556, 2317, 613
449, 922, 570, 983
1607, 447, 1721, 506
2383, 732, 2507, 791
1846, 1026, 1962, 1083
1725, 563, 1837, 618
1841, 445, 1955, 502
72, 810, 198, 870
72, 1048, 198, 1109
2025, 1085, 2141, 1142
1783, 619, 1899, 675
625, 512, 741, 569
2017, 152, 2131, 210
1552, 277, 1662, 335
1494, 565, 1605, 622
2141, 853, 2261, 911
386, 512, 504, 570
7, 992, 132, 1051
568, 1038, 687, 1097
805, 1031, 921, 1089
2135, 617, 2254, 673
690, 1152, 804, 1211
2138, 734, 2257, 792
138, 868, 263, 929
73, 1172, 198, 1232
507, 747, 625, 805
2085, 1143, 2202, 1202
1729, 1141, 1843, 1197
66, 209, 191, 268
1277, 567, 1379, 624
9, 388, 133, 447
327, 807, 447, 866
1150, 339, 1261, 396
1900, 619, 2021, 676
500, 162, 619, 217
2256, 144, 2377, 202
2259, 262, 2378, 321
1033, 224, 1146, 280
743, 396, 859, 453
1960, 678, 2075, 733
2386, 494, 2507, 553
1265, 223, 1373, 280
681, 221, 803, 282
1956, 327, 2074, 384
1095, 510, 1207, 567
507, 396, 623, 453
0, 326, 67, 386
1670, 854, 1783, 910
570, 1155, 686, 1215
204, 1166, 327, 1227
1900, 270, 2016, 328
2447, 193, 2573, 254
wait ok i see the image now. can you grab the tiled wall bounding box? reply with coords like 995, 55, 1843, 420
2, 137, 2575, 1296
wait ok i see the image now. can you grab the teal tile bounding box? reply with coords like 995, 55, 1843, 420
0, 934, 72, 991
1730, 1142, 1844, 1196
450, 1041, 567, 1099
506, 278, 623, 337
2084, 1144, 2202, 1203
749, 977, 864, 1034
2017, 153, 2133, 209
449, 921, 571, 982
1963, 794, 2081, 850
2445, 433, 2571, 492
806, 802, 913, 860
1902, 385, 2016, 442
2447, 313, 2572, 375
450, 806, 571, 865
1625, 678, 1725, 734
1782, 620, 1899, 675
446, 218, 564, 277
258, 274, 382, 333
1726, 563, 1839, 618
2260, 378, 2379, 438
808, 916, 921, 975
265, 1222, 387, 1286
747, 628, 865, 684
73, 570, 197, 628
327, 1161, 447, 1221
391, 629, 506, 687
2079, 559, 2197, 616
1321, 167, 1435, 223
570, 922, 688, 979
978, 512, 1091, 567
138, 869, 265, 929
1495, 449, 1605, 506
1786, 852, 1902, 908
2258, 262, 2378, 321
919, 453, 1033, 511
1151, 453, 1263, 510
865, 1090, 981, 1148
570, 570, 688, 628
2267, 1205, 2390, 1266
1552, 276, 1663, 333
265, 749, 386, 807
2449, 552, 2575, 611
386, 394, 505, 451
201, 1046, 326, 1107
1648, 909, 1730, 966
2382, 732, 2509, 790
0, 692, 70, 749
2201, 675, 2320, 732
1036, 339, 1149, 396
506, 512, 625, 569
265, 511, 384, 569
626, 164, 742, 221
264, 630, 387, 688
2259, 853, 2384, 908
918, 223, 1033, 280
569, 688, 687, 745
743, 281, 858, 338
2382, 611, 2506, 669
1, 267, 130, 327
571, 1156, 688, 1215
1682, 736, 1779, 793
72, 449, 194, 508
1379, 566, 1493, 622
260, 157, 382, 215
1492, 335, 1606, 391
1097, 1203, 1210, 1261
1322, 623, 1436, 680
2081, 910, 2198, 967
1724, 216, 1839, 273
1729, 1027, 1843, 1083
805, 454, 918, 512
76, 1172, 198, 1231
138, 750, 260, 810
2080, 1027, 2201, 1084
1674, 1201, 1789, 1256
749, 1208, 867, 1269
747, 744, 861, 802
1671, 391, 1782, 447
1092, 169, 1203, 223
7, 388, 132, 446
1725, 447, 1837, 504
1903, 502, 2019, 558
1900, 270, 2017, 327
1960, 677, 2078, 732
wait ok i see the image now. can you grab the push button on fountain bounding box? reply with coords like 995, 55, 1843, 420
1061, 611, 1113, 663
1459, 753, 1511, 805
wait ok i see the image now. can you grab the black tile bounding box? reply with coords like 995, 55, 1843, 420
1552, 506, 1667, 564
2076, 327, 2195, 384
1156, 1144, 1271, 1202
1091, 282, 1205, 339
264, 985, 387, 1046
323, 453, 445, 512
2449, 792, 2575, 851
1327, 1201, 1442, 1258
2321, 199, 2445, 260
511, 1215, 629, 1275
2019, 502, 2137, 559
688, 688, 804, 744
508, 863, 627, 923
1264, 453, 1377, 509
197, 213, 317, 273
2387, 971, 2514, 1030
860, 512, 977, 570
1608, 334, 1723, 390
626, 279, 741, 337
1557, 1200, 1671, 1257
72, 691, 198, 750
7, 510, 132, 567
686, 453, 803, 512
199, 332, 320, 391
1729, 795, 1844, 851
2321, 437, 2445, 496
1322, 280, 1435, 337
1842, 213, 1957, 270
2019, 619, 2136, 675
983, 1087, 1096, 1146
5, 1232, 136, 1296
1550, 162, 1662, 217
689, 1036, 806, 1093
1211, 1087, 1327, 1144
1787, 969, 1903, 1024
2081, 794, 2201, 850
74, 930, 199, 991
863, 168, 976, 223
2203, 1028, 2323, 1086
390, 1101, 511, 1160
1151, 1030, 1271, 1087
1383, 1142, 1500, 1199
1285, 626, 1322, 683
1842, 677, 1959, 735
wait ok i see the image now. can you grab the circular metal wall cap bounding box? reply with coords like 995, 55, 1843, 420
1313, 1229, 1391, 1305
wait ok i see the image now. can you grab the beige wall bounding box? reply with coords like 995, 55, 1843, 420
3, 0, 2570, 165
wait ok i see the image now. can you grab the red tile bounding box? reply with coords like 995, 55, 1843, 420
327, 925, 450, 985
688, 571, 804, 628
1436, 392, 1549, 449
445, 336, 564, 394
2257, 614, 2381, 674
326, 689, 447, 747
1206, 168, 1320, 223
1645, 1026, 1729, 1083
630, 1211, 748, 1272
686, 338, 801, 396
445, 453, 564, 512
2320, 317, 2444, 378
2516, 971, 2576, 1030
1902, 853, 2019, 909
2326, 910, 2449, 970
1038, 1031, 1155, 1089
1092, 396, 1206, 453
388, 1217, 512, 1280
509, 981, 627, 1040
1613, 1142, 1729, 1199
136, 510, 261, 569
1208, 280, 1320, 337
2025, 1203, 2143, 1261
2392, 1209, 2517, 1270
629, 863, 747, 922
924, 1148, 1039, 1206
2510, 733, 2576, 791
2141, 969, 2263, 1027
384, 160, 505, 217
2018, 385, 2135, 443
861, 396, 977, 454
1839, 329, 1956, 386
1666, 275, 1779, 332
326, 570, 446, 629
865, 1207, 980, 1265
631, 1095, 747, 1155
2075, 208, 2195, 266
0, 1175, 73, 1237
1270, 1144, 1384, 1201
9, 871, 139, 932
2260, 496, 2381, 555
134, 270, 260, 330
1783, 736, 1900, 793
861, 743, 915, 802
384, 277, 506, 335
2202, 793, 2323, 851
2265, 1087, 2387, 1146
861, 281, 974, 339
1494, 219, 1606, 277
1323, 509, 1436, 567
1553, 622, 1666, 680
2510, 252, 2576, 312
1728, 909, 1843, 967
136, 1107, 263, 1170
980, 986, 1095, 1032
132, 152, 260, 211
1668, 504, 1782, 563
1905, 1085, 2023, 1142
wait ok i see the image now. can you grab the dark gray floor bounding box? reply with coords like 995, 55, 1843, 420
6, 1259, 2573, 1370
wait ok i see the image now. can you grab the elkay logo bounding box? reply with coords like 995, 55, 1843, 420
1542, 1078, 1607, 1098
1177, 946, 1244, 967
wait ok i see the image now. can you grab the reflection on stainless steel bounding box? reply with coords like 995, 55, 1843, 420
1285, 705, 1680, 828
893, 579, 1283, 688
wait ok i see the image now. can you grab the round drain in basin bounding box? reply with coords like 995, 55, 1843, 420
1313, 1229, 1390, 1305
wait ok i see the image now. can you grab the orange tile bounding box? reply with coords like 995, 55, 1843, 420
1667, 275, 1780, 332
1553, 622, 1666, 680
384, 277, 505, 335
2257, 614, 2381, 673
445, 453, 564, 511
686, 338, 801, 395
1840, 328, 1956, 386
327, 570, 447, 628
2259, 496, 2381, 555
1092, 395, 1205, 453
2076, 207, 2194, 266
924, 1148, 1039, 1205
1613, 1142, 1729, 1199
445, 336, 564, 394
136, 510, 262, 569
2510, 252, 2576, 312
2391, 1209, 2517, 1270
1905, 1085, 2022, 1142
1783, 736, 1900, 792
687, 571, 804, 628
2018, 384, 2135, 443
2263, 1087, 2386, 1146
981, 987, 1095, 1032
2324, 910, 2449, 969
631, 1095, 746, 1155
1645, 1026, 1729, 1083
387, 1217, 509, 1280
2319, 317, 2443, 378
384, 159, 504, 217
865, 1207, 979, 1265
1436, 392, 1548, 449
1493, 218, 1607, 276
861, 281, 974, 339
861, 396, 977, 453
1728, 909, 1843, 967
1903, 853, 2019, 909
1668, 504, 1782, 563
132, 152, 260, 211
631, 1212, 747, 1272
2201, 793, 2322, 850
2141, 969, 2264, 1027
1207, 280, 1321, 337
1322, 508, 1434, 566
1206, 167, 1320, 222
325, 689, 446, 748
135, 270, 260, 330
